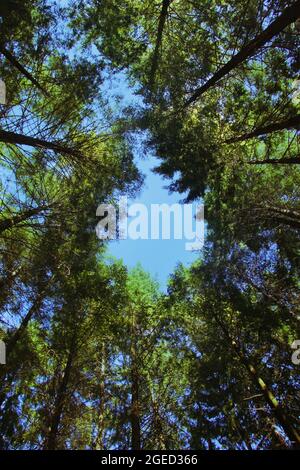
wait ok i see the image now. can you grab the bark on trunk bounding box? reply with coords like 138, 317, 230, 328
44, 335, 76, 450
0, 128, 84, 159
6, 283, 49, 357
215, 316, 300, 448
249, 157, 300, 165
130, 311, 141, 450
94, 344, 106, 450
0, 283, 50, 404
0, 205, 51, 234
152, 399, 166, 449
185, 2, 300, 107
259, 204, 300, 230
149, 0, 172, 92
0, 46, 48, 95
233, 341, 300, 448
226, 115, 300, 144
0, 265, 21, 310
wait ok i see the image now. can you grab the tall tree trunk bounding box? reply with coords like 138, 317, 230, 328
130, 311, 141, 450
184, 1, 300, 107
226, 114, 300, 144
0, 128, 84, 159
152, 399, 166, 450
241, 203, 300, 232
0, 282, 50, 412
148, 377, 166, 449
0, 265, 22, 311
233, 341, 300, 448
44, 334, 76, 450
6, 283, 50, 357
94, 344, 106, 450
149, 0, 172, 93
258, 204, 300, 230
0, 46, 48, 95
249, 156, 300, 165
262, 204, 300, 220
0, 205, 51, 234
216, 316, 300, 448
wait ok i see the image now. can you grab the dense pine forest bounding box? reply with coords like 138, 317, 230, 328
0, 0, 300, 451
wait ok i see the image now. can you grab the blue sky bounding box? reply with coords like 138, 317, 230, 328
108, 155, 200, 291
102, 71, 201, 291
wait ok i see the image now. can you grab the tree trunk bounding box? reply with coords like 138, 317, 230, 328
149, 0, 172, 93
185, 1, 300, 107
152, 398, 166, 450
0, 128, 84, 159
6, 283, 50, 357
94, 344, 106, 450
0, 46, 48, 95
0, 282, 50, 410
44, 335, 76, 450
233, 341, 300, 448
0, 205, 51, 234
259, 204, 300, 230
249, 157, 300, 165
215, 316, 300, 448
0, 265, 22, 311
130, 311, 141, 450
226, 115, 300, 144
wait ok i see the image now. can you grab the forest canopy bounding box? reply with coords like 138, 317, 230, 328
0, 0, 299, 451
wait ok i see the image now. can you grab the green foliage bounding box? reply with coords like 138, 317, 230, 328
0, 0, 299, 450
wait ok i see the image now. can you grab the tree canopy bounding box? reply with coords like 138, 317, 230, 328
0, 0, 299, 450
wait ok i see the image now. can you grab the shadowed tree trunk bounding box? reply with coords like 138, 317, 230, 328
151, 398, 166, 449
0, 265, 22, 311
249, 157, 300, 165
130, 310, 141, 450
0, 128, 84, 159
233, 341, 300, 448
258, 204, 300, 230
44, 334, 77, 450
226, 115, 300, 144
184, 1, 300, 107
0, 205, 52, 234
6, 282, 50, 357
93, 343, 106, 450
215, 315, 300, 448
0, 46, 48, 95
0, 281, 51, 413
149, 0, 172, 93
